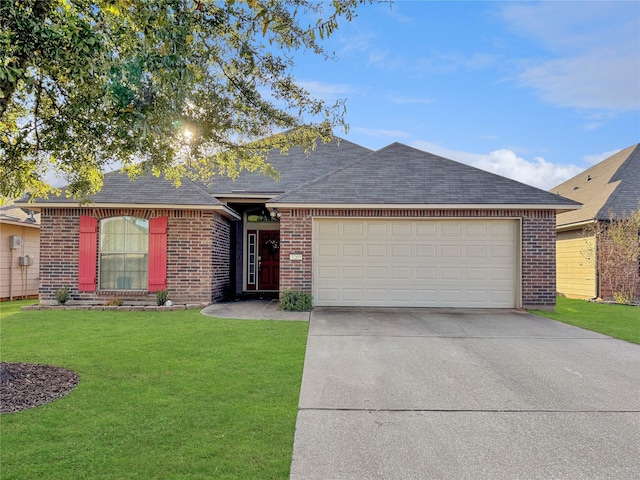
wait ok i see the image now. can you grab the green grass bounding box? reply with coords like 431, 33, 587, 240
530, 297, 640, 345
0, 300, 308, 479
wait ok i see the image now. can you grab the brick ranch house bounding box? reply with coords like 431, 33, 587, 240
21, 139, 580, 310
551, 143, 640, 300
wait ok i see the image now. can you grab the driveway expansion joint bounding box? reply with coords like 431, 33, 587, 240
298, 407, 640, 413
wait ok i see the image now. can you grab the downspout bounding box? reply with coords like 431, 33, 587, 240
595, 234, 602, 298
9, 249, 14, 301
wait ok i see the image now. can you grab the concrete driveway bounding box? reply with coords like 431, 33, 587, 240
290, 308, 640, 479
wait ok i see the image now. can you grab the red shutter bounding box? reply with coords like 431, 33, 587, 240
78, 215, 98, 292
148, 216, 167, 292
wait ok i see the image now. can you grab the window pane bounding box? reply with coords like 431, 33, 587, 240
99, 217, 149, 290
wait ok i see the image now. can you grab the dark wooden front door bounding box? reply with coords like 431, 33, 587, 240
258, 231, 280, 291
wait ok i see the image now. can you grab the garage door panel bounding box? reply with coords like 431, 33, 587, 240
392, 245, 412, 257
416, 245, 437, 257
466, 290, 486, 302
317, 222, 340, 237
365, 245, 386, 256
416, 267, 437, 280
491, 222, 515, 236
392, 223, 413, 236
318, 244, 339, 257
441, 267, 462, 280
441, 245, 462, 258
343, 289, 364, 301
466, 223, 488, 236
466, 245, 488, 258
391, 289, 412, 301
367, 223, 388, 236
342, 244, 363, 257
343, 266, 363, 279
441, 289, 462, 302
316, 288, 339, 302
491, 244, 513, 258
317, 266, 338, 279
441, 222, 463, 236
313, 219, 517, 308
342, 222, 364, 236
366, 266, 388, 279
490, 267, 514, 281
391, 267, 412, 280
416, 223, 437, 236
367, 289, 388, 301
466, 268, 487, 280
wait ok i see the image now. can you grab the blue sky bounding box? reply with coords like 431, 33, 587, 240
293, 0, 640, 190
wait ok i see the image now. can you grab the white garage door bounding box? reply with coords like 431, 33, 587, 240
313, 219, 519, 308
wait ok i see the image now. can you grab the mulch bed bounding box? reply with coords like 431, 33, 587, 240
1, 362, 80, 414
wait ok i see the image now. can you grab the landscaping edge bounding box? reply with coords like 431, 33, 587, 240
21, 303, 210, 312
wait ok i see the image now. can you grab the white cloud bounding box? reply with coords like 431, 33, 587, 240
499, 2, 640, 112
582, 149, 622, 166
411, 141, 583, 190
518, 50, 640, 111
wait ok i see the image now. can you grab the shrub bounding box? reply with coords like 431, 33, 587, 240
55, 287, 70, 305
279, 290, 312, 311
156, 289, 169, 306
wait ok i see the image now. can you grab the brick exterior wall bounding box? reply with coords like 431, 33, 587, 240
278, 208, 558, 310
521, 212, 557, 309
211, 213, 232, 301
39, 208, 231, 305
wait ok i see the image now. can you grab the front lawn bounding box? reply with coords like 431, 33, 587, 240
531, 297, 640, 345
0, 300, 308, 479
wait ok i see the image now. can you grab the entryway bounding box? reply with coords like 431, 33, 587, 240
246, 229, 280, 291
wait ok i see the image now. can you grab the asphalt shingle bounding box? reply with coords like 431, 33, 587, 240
25, 170, 223, 207
552, 144, 640, 226
199, 137, 373, 195
271, 143, 581, 207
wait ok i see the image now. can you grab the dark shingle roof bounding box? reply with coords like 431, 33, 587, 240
199, 137, 373, 195
552, 144, 640, 227
270, 143, 581, 208
22, 170, 224, 207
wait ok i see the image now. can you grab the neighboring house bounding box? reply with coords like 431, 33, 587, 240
551, 144, 640, 300
0, 201, 40, 300
20, 138, 579, 310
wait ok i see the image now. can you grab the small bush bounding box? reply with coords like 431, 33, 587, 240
279, 290, 312, 311
55, 287, 70, 305
156, 289, 169, 306
104, 297, 123, 307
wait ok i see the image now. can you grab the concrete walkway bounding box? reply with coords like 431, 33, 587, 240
290, 308, 640, 479
200, 299, 310, 321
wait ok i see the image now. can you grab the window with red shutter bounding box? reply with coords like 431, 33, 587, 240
78, 216, 98, 291
148, 216, 168, 292
99, 217, 149, 290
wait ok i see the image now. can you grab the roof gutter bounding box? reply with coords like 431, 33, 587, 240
556, 219, 598, 232
21, 203, 241, 220
0, 218, 41, 228
266, 202, 582, 212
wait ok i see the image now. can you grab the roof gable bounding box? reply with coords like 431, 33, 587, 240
199, 137, 373, 196
20, 170, 228, 210
552, 144, 640, 227
270, 143, 580, 208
